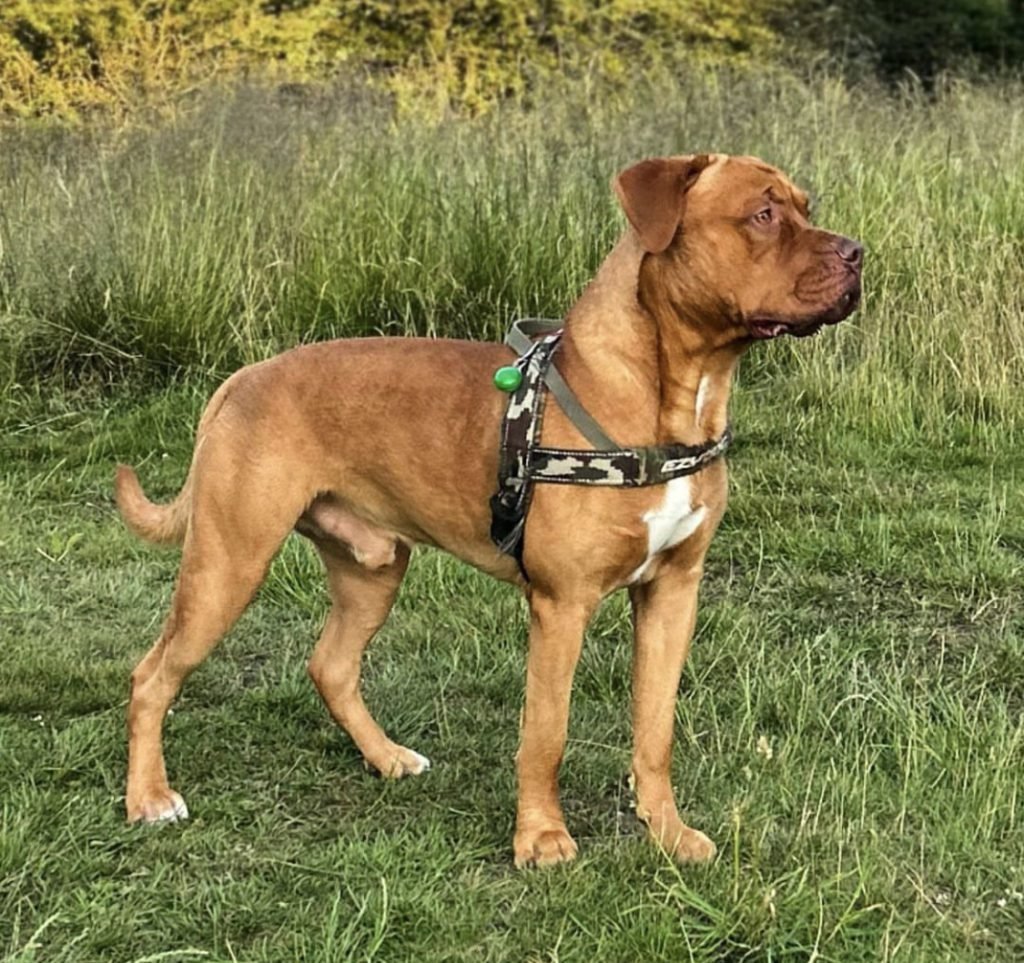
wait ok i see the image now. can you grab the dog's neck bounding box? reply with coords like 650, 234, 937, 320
561, 234, 745, 447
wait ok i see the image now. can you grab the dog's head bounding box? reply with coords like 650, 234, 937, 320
614, 154, 862, 342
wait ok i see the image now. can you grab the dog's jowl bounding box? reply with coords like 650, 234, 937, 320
116, 154, 862, 867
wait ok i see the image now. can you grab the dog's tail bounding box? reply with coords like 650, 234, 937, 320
114, 464, 192, 547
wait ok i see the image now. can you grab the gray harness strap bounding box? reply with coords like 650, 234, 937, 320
489, 319, 732, 578
503, 319, 618, 450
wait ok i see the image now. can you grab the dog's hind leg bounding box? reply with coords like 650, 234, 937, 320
125, 470, 302, 824
307, 542, 429, 778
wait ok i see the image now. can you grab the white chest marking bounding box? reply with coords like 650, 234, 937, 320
628, 477, 705, 584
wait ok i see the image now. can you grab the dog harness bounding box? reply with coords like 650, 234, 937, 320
489, 319, 732, 576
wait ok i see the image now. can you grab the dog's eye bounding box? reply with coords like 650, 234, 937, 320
753, 207, 774, 226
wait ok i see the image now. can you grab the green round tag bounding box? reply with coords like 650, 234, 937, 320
493, 365, 523, 392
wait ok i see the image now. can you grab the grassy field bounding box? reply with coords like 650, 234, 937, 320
2, 73, 1024, 961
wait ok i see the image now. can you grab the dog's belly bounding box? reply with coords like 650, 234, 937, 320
628, 477, 705, 583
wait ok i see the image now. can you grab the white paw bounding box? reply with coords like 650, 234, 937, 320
386, 748, 431, 777
407, 750, 431, 775
367, 746, 432, 779
149, 792, 189, 823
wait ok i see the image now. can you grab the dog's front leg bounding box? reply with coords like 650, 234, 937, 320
629, 568, 717, 864
513, 590, 597, 868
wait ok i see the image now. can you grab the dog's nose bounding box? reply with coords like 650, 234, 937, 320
837, 238, 863, 268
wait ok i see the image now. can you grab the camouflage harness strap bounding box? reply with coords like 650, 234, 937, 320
489, 319, 733, 577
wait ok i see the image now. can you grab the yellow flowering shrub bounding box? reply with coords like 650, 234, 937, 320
0, 0, 794, 119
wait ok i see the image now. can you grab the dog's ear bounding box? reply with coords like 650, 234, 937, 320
613, 155, 713, 254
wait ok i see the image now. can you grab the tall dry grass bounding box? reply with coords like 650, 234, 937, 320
1, 71, 1022, 442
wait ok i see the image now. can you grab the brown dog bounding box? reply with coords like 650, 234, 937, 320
116, 154, 862, 867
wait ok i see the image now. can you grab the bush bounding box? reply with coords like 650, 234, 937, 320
783, 0, 1024, 81
0, 1, 794, 118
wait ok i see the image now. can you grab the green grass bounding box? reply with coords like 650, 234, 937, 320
2, 73, 1024, 439
2, 380, 1023, 962
2, 71, 1024, 961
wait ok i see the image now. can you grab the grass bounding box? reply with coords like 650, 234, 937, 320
2, 70, 1024, 960
3, 383, 1023, 962
2, 72, 1024, 438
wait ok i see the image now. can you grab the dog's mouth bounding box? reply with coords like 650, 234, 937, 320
747, 285, 861, 341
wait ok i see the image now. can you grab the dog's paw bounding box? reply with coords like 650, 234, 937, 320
670, 826, 716, 864
127, 789, 189, 825
513, 824, 579, 868
369, 746, 431, 779
649, 820, 716, 864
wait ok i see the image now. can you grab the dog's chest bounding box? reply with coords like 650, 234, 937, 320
628, 477, 705, 583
